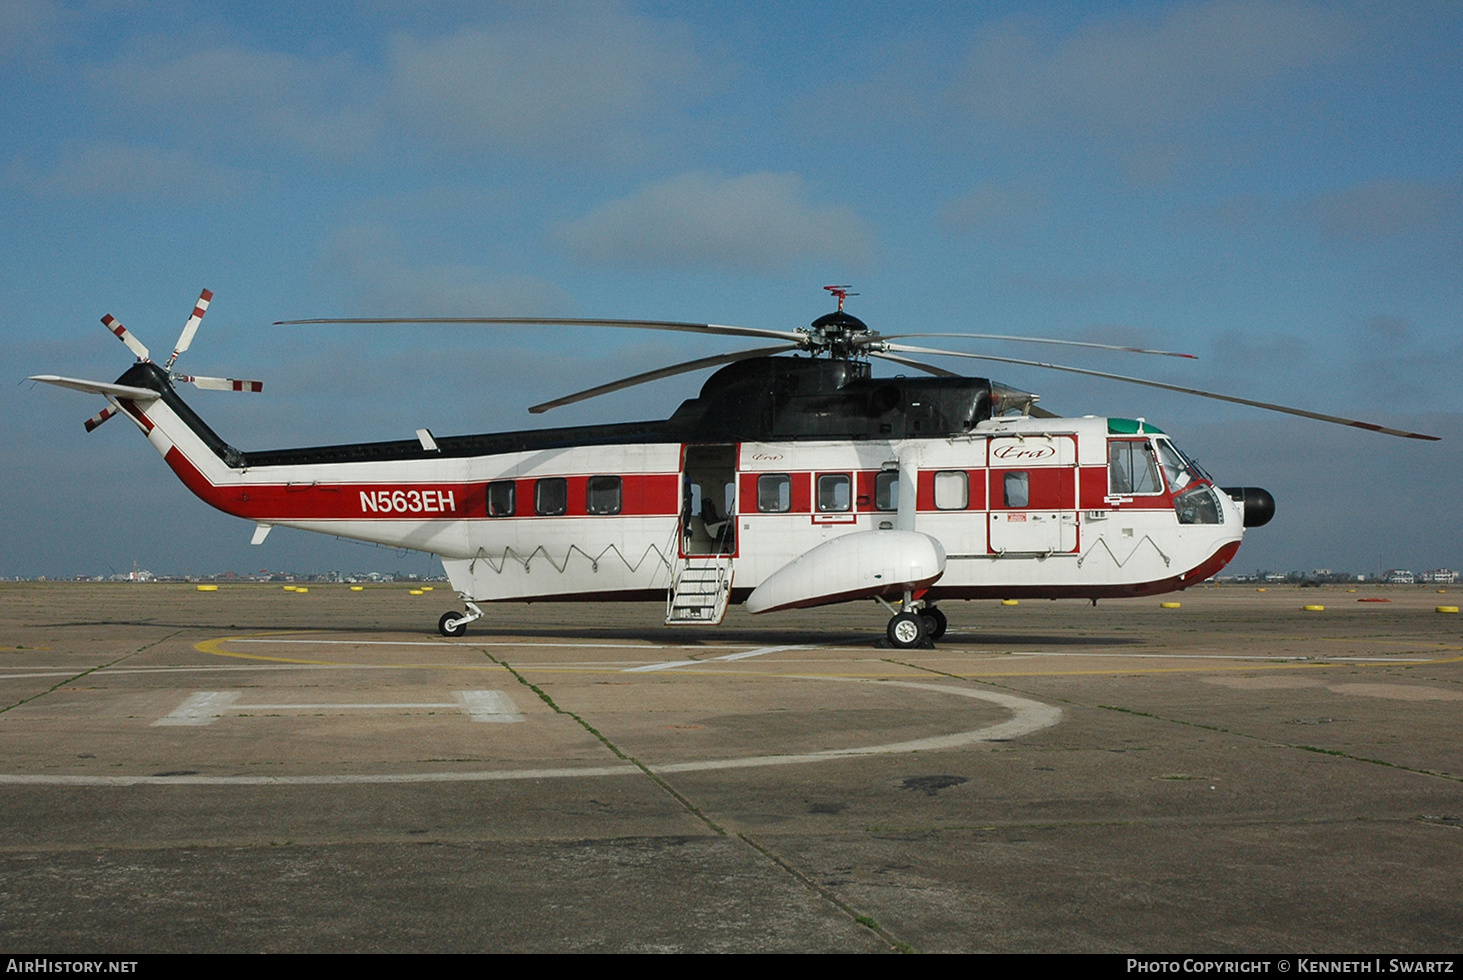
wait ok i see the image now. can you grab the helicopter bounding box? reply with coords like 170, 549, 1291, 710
31, 286, 1438, 649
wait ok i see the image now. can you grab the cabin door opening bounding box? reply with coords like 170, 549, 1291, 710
681, 444, 738, 556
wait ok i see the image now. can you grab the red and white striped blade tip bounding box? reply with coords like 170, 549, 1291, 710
170, 288, 214, 362
101, 314, 150, 360
83, 405, 118, 432
186, 376, 263, 392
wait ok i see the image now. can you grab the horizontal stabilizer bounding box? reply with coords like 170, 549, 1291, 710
29, 375, 160, 401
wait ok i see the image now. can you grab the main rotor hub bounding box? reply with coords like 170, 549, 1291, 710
805, 309, 876, 358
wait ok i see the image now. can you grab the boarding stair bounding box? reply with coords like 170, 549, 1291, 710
665, 556, 734, 625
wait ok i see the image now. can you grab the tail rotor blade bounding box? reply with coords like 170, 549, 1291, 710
83, 402, 120, 433
167, 288, 213, 369
101, 315, 150, 361
181, 375, 263, 393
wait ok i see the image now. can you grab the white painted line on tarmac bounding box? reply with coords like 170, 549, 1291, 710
152, 691, 241, 726
1005, 652, 1433, 662
457, 690, 523, 723
712, 645, 808, 662
152, 690, 522, 725
624, 659, 699, 672
232, 639, 663, 650
7, 678, 1059, 786
625, 644, 809, 672
235, 701, 460, 710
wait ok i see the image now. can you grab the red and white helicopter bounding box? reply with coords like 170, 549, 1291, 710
32, 286, 1437, 648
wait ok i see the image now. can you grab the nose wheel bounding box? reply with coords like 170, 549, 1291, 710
886, 611, 929, 649
920, 605, 948, 640
878, 595, 946, 649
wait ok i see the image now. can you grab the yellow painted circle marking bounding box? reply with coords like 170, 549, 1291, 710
1302, 604, 1325, 612
1160, 602, 1181, 609
409, 589, 424, 596
1437, 606, 1459, 614
1001, 599, 1019, 606
195, 585, 218, 592
349, 586, 365, 592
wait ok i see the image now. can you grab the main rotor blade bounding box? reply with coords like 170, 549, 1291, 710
884, 344, 1440, 441
167, 288, 213, 369
275, 315, 806, 345
868, 351, 961, 377
872, 333, 1196, 359
870, 351, 1061, 418
528, 344, 800, 414
101, 315, 149, 361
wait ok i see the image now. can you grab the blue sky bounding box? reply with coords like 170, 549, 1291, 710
4, 0, 1460, 579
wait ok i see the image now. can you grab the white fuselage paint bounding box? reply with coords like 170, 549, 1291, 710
122, 393, 1246, 610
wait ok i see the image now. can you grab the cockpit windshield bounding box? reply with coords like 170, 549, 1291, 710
1153, 439, 1209, 492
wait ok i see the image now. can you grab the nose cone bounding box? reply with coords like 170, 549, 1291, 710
1223, 487, 1276, 528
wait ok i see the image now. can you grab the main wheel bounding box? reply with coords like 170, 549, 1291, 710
886, 611, 928, 649
438, 611, 467, 638
921, 606, 948, 640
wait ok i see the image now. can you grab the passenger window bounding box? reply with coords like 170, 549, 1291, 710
586, 475, 622, 515
874, 471, 899, 511
934, 470, 968, 510
535, 478, 567, 516
487, 480, 516, 517
1003, 471, 1029, 508
757, 474, 791, 513
1108, 440, 1161, 495
817, 474, 851, 512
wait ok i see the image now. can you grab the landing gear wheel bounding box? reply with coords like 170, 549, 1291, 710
887, 611, 928, 649
921, 606, 948, 640
438, 611, 467, 638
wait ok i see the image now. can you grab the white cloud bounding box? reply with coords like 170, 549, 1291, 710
0, 0, 69, 60
384, 6, 706, 160
957, 1, 1357, 178
21, 141, 254, 199
938, 181, 1049, 237
318, 223, 573, 317
92, 45, 379, 159
1301, 178, 1461, 242
560, 171, 873, 273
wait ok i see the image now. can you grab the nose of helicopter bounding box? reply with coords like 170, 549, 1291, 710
1222, 487, 1276, 528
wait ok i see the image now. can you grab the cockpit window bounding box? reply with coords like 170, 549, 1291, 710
1108, 440, 1161, 495
1174, 485, 1223, 524
1154, 439, 1206, 493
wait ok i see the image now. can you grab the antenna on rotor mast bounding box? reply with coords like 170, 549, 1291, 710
823, 285, 857, 311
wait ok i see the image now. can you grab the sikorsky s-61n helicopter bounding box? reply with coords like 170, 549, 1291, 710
32, 286, 1437, 648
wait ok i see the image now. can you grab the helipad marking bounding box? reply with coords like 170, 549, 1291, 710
153, 690, 521, 726
4, 678, 1059, 786
233, 639, 662, 650
457, 690, 524, 722
1006, 652, 1435, 663
626, 644, 808, 672
153, 691, 240, 726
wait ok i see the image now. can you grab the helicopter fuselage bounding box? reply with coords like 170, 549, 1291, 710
102, 356, 1257, 630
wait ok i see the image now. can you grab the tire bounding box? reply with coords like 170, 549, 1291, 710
439, 611, 467, 638
922, 606, 948, 640
886, 611, 927, 649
